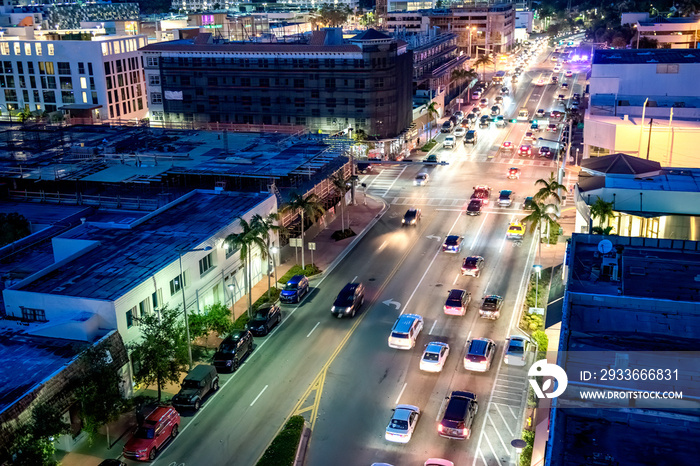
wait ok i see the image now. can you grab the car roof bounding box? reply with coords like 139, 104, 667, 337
406, 208, 418, 214
445, 235, 460, 242
287, 274, 306, 284
146, 406, 175, 422
394, 314, 421, 331
448, 289, 465, 299
425, 342, 448, 353
468, 338, 491, 356
339, 282, 359, 295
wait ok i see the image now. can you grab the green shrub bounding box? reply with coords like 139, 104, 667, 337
330, 228, 356, 241
278, 264, 322, 285
521, 312, 544, 332
532, 330, 549, 360
420, 139, 438, 151
525, 267, 551, 308
232, 312, 249, 329
519, 429, 535, 466
548, 219, 561, 244
257, 415, 306, 466
251, 287, 281, 311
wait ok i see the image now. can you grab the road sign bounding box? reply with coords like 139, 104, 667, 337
308, 242, 316, 251
290, 238, 302, 247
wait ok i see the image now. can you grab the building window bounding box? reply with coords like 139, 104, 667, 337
24, 43, 31, 56
152, 289, 162, 311
42, 90, 56, 103
20, 307, 47, 322
82, 91, 88, 103
656, 64, 679, 74
80, 77, 87, 89
16, 61, 22, 74
61, 91, 75, 103
47, 44, 54, 56
60, 76, 72, 90
170, 273, 186, 296
88, 62, 93, 75
4, 89, 17, 102
149, 75, 160, 86
126, 308, 134, 328
78, 62, 85, 74
27, 62, 34, 74
1, 43, 9, 55
199, 252, 215, 276
57, 62, 70, 75
92, 91, 98, 104
294, 78, 304, 88
146, 56, 158, 67
355, 79, 365, 89
138, 298, 151, 317
151, 92, 162, 104
34, 43, 42, 56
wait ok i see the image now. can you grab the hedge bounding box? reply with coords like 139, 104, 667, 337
257, 415, 306, 466
277, 264, 321, 285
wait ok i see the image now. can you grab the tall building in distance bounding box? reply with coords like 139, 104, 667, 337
0, 32, 148, 121
142, 28, 414, 139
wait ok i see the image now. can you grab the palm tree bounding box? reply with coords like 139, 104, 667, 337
225, 217, 267, 317
281, 192, 325, 269
451, 68, 468, 96
522, 200, 559, 264
251, 213, 284, 299
473, 54, 494, 81
421, 101, 440, 140
533, 172, 567, 207
589, 197, 615, 233
331, 170, 350, 233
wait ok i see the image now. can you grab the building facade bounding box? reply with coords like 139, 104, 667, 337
387, 4, 516, 56
0, 34, 147, 121
625, 13, 700, 49
141, 28, 414, 139
583, 49, 700, 166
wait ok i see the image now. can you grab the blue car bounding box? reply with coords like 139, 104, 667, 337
280, 275, 310, 304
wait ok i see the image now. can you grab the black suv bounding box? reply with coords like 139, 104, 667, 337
331, 282, 365, 318
247, 303, 282, 336
438, 391, 478, 439
402, 208, 421, 226
172, 364, 219, 411
464, 130, 478, 144
213, 330, 253, 372
466, 199, 483, 216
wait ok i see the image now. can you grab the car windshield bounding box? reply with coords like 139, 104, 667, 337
416, 174, 427, 180
468, 200, 481, 209
389, 419, 408, 430
390, 332, 408, 339
182, 379, 201, 389
508, 342, 525, 354
465, 259, 477, 267
511, 225, 523, 232
254, 310, 269, 319
423, 352, 439, 361
284, 283, 298, 291
334, 294, 354, 307
135, 426, 155, 439
445, 237, 458, 245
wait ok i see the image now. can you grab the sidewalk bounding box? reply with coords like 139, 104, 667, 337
56, 195, 387, 466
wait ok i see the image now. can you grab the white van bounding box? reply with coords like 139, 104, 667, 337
517, 108, 529, 121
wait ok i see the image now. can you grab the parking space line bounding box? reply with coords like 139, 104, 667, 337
507, 405, 517, 418
478, 448, 489, 466
493, 404, 515, 436
491, 395, 524, 404
483, 432, 504, 466
488, 412, 512, 453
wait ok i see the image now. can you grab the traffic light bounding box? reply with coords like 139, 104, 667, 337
509, 119, 518, 123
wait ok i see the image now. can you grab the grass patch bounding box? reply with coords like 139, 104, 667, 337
231, 287, 281, 329
257, 415, 306, 466
420, 139, 438, 152
330, 228, 356, 241
278, 264, 322, 285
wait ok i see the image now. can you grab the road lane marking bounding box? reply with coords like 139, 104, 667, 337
494, 404, 515, 436
378, 240, 388, 251
453, 273, 460, 285
352, 275, 358, 282
470, 212, 489, 250
306, 322, 320, 338
463, 330, 472, 351
436, 397, 449, 422
488, 412, 512, 454
250, 385, 268, 407
498, 234, 508, 253
395, 382, 408, 405
483, 433, 504, 466
381, 165, 407, 197
429, 320, 438, 335
401, 211, 463, 315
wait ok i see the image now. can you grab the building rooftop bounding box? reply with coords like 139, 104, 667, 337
0, 329, 89, 414
638, 15, 700, 25
592, 48, 700, 65
14, 191, 272, 301
580, 153, 662, 176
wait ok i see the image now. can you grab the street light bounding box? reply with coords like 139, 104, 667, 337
227, 283, 236, 316
178, 246, 213, 370
270, 246, 279, 287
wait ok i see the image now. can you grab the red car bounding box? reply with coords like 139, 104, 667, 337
519, 144, 532, 156
123, 407, 180, 461
471, 185, 491, 205
508, 167, 521, 179
502, 141, 514, 150
550, 110, 563, 119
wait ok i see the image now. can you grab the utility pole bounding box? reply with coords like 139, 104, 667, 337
646, 118, 654, 160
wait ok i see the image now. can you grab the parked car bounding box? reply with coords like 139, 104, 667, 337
461, 256, 485, 277
504, 335, 530, 366
388, 314, 424, 349
171, 364, 219, 411
444, 289, 471, 316
213, 329, 254, 372
442, 235, 463, 253
463, 338, 496, 372
247, 302, 282, 336
479, 295, 503, 320
420, 342, 450, 372
402, 208, 421, 226
438, 391, 478, 439
280, 275, 309, 303
385, 404, 421, 443
123, 407, 180, 461
331, 282, 365, 318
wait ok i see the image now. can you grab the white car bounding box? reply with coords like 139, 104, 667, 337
464, 338, 496, 372
388, 314, 424, 350
420, 342, 450, 372
414, 172, 429, 186
453, 127, 467, 138
504, 335, 529, 366
385, 404, 420, 443
443, 135, 456, 149
553, 65, 561, 73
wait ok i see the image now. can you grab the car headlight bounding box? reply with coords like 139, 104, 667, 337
402, 219, 406, 223
331, 306, 336, 312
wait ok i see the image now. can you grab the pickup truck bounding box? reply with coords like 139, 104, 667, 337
438, 391, 478, 439
498, 190, 513, 207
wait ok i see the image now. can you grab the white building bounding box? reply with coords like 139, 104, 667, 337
622, 12, 700, 49
2, 190, 277, 346
583, 48, 700, 167
0, 33, 148, 122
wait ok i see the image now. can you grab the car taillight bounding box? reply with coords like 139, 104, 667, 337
480, 360, 487, 365
438, 424, 444, 432
463, 428, 470, 436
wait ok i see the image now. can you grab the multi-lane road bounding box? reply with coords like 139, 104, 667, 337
131, 44, 584, 466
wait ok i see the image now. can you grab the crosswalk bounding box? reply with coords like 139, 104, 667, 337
361, 166, 406, 197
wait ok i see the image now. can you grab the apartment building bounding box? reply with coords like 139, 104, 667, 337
0, 33, 147, 121
583, 48, 700, 167
623, 12, 700, 49
141, 28, 413, 139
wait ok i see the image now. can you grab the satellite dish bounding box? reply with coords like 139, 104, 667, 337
598, 239, 613, 254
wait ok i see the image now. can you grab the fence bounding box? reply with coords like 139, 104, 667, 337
8, 190, 160, 210
64, 117, 307, 135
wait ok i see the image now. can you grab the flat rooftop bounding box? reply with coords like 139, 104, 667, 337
592, 48, 700, 65
0, 329, 89, 414
567, 234, 700, 301
14, 190, 272, 301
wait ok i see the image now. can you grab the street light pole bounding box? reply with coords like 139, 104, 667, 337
533, 264, 543, 310
270, 246, 279, 287
178, 246, 212, 370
